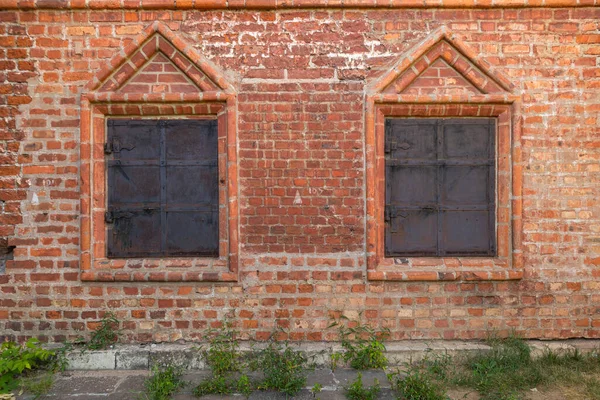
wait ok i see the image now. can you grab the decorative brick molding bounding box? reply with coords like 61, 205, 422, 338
80, 21, 239, 282
84, 21, 235, 94
365, 27, 523, 282
0, 0, 596, 8
373, 26, 514, 97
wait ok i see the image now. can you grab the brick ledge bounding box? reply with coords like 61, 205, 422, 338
80, 270, 238, 282
53, 340, 600, 370
367, 269, 524, 281
0, 0, 597, 9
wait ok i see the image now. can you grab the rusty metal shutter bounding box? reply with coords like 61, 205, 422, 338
385, 118, 495, 257
106, 119, 218, 258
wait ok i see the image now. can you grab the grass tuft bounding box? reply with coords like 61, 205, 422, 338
193, 374, 232, 397
455, 336, 543, 399
141, 364, 185, 400
329, 315, 389, 370
249, 336, 308, 396
19, 372, 54, 399
345, 372, 380, 400
387, 337, 600, 400
389, 367, 447, 400
199, 323, 241, 377
87, 312, 121, 351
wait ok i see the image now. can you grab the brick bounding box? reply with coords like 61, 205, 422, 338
66, 26, 96, 35
503, 44, 530, 53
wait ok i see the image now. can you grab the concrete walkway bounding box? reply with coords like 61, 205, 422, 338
16, 369, 395, 400
15, 339, 600, 399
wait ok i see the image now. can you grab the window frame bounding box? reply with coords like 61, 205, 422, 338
80, 99, 239, 283
365, 101, 523, 282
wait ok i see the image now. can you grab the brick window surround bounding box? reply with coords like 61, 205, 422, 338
79, 22, 239, 282
365, 27, 524, 282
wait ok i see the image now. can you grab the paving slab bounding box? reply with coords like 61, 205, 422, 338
305, 369, 336, 388
18, 371, 148, 399
310, 391, 347, 400
114, 374, 147, 392
331, 369, 390, 388
372, 389, 395, 400
183, 395, 239, 400
106, 393, 146, 400
183, 371, 213, 383
16, 340, 600, 400
148, 344, 205, 370
47, 375, 123, 395
15, 369, 403, 400
172, 395, 204, 400
249, 389, 313, 400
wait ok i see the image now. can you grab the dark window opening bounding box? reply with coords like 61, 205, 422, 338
105, 119, 219, 258
385, 118, 496, 257
0, 237, 14, 274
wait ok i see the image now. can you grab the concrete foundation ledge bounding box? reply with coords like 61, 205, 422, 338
53, 340, 600, 371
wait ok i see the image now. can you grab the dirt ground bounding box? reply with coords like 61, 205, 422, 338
448, 386, 592, 400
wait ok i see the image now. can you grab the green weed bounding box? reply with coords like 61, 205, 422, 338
534, 347, 600, 399
48, 341, 73, 373
453, 336, 543, 400
345, 373, 380, 400
330, 351, 343, 371
383, 338, 600, 400
193, 322, 250, 397
311, 383, 323, 394
329, 316, 389, 370
193, 375, 232, 396
389, 368, 447, 400
87, 312, 121, 350
0, 338, 55, 393
18, 372, 54, 399
141, 364, 185, 400
236, 374, 253, 398
195, 327, 308, 397
250, 335, 308, 396
199, 323, 241, 376
418, 350, 453, 382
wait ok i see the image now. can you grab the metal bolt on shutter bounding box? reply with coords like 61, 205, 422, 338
385, 118, 496, 257
105, 119, 219, 258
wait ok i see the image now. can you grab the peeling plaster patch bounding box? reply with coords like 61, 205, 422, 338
31, 192, 39, 205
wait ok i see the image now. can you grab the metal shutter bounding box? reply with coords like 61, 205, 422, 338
385, 118, 496, 257
106, 119, 219, 258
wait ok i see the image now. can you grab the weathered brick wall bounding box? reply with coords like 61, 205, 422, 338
0, 4, 599, 342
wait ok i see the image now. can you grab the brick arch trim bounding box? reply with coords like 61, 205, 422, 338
369, 26, 514, 97
84, 21, 235, 95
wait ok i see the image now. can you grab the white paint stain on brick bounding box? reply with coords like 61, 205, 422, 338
294, 190, 302, 205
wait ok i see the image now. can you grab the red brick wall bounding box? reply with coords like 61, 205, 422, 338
1, 5, 599, 342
